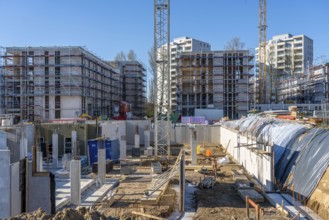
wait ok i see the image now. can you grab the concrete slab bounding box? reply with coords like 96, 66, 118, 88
265, 193, 308, 220
55, 179, 94, 210
281, 194, 323, 220
81, 180, 118, 206
238, 189, 264, 203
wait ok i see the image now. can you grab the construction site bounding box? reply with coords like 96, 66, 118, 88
1, 0, 329, 220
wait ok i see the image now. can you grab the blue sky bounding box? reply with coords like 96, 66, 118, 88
0, 0, 328, 79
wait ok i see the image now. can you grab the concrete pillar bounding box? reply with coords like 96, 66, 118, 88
120, 136, 126, 160
144, 130, 150, 149
52, 133, 58, 168
71, 131, 77, 159
191, 130, 197, 165
0, 148, 10, 219
179, 149, 185, 212
134, 134, 140, 148
98, 147, 106, 185
70, 159, 81, 205
36, 150, 43, 172
20, 137, 28, 159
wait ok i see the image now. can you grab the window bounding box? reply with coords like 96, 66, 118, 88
55, 50, 60, 65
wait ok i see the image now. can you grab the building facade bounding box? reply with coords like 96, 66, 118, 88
111, 61, 147, 117
176, 50, 253, 119
161, 37, 211, 112
0, 46, 120, 121
255, 34, 313, 103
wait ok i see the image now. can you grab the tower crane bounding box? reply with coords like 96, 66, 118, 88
153, 0, 171, 156
258, 0, 267, 103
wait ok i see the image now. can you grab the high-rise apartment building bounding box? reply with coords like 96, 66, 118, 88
255, 34, 313, 103
0, 46, 121, 121
162, 37, 211, 112
176, 50, 253, 119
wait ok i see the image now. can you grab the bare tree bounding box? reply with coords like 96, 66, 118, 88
114, 51, 126, 61
127, 49, 137, 61
148, 47, 156, 103
224, 37, 245, 50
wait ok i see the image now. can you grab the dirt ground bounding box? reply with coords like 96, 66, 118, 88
308, 167, 329, 220
11, 145, 288, 220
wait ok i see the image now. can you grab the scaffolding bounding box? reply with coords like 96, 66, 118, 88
114, 60, 147, 117
176, 50, 254, 119
0, 46, 120, 121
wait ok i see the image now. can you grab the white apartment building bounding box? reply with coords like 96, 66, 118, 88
256, 34, 313, 76
167, 37, 211, 112
0, 46, 121, 121
255, 34, 313, 103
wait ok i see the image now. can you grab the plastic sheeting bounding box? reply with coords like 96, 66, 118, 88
223, 115, 329, 198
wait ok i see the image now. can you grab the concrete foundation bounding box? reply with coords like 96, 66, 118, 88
0, 149, 10, 219
70, 160, 81, 205
98, 148, 106, 185
220, 126, 274, 191
120, 136, 126, 160
52, 133, 58, 167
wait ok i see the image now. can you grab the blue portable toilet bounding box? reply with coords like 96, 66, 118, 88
105, 138, 119, 162
88, 139, 112, 165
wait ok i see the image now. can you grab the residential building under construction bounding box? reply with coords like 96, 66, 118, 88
0, 46, 121, 121
110, 61, 147, 117
176, 50, 253, 119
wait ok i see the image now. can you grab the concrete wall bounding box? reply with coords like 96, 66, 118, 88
125, 120, 151, 145
171, 125, 221, 146
220, 126, 273, 191
10, 162, 21, 216
100, 120, 126, 140
27, 161, 54, 214
40, 123, 89, 157
195, 109, 224, 121
0, 149, 10, 218
60, 96, 82, 118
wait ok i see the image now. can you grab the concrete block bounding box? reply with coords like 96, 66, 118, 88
70, 160, 81, 205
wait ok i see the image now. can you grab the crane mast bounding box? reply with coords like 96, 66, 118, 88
258, 0, 267, 103
154, 0, 171, 156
